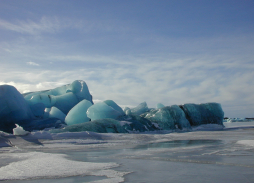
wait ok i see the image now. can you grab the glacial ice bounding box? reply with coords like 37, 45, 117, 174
30, 103, 45, 118
86, 102, 123, 121
23, 80, 93, 104
24, 80, 93, 115
156, 103, 165, 109
48, 107, 66, 122
0, 85, 34, 133
0, 81, 225, 134
130, 102, 149, 115
103, 100, 125, 115
20, 118, 65, 132
28, 92, 79, 115
65, 99, 92, 125
51, 119, 129, 133
180, 103, 224, 126
142, 105, 191, 130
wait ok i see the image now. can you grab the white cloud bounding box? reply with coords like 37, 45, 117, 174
26, 62, 40, 66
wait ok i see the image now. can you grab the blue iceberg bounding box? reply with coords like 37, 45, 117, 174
0, 81, 224, 134
142, 105, 191, 130
0, 85, 34, 133
179, 103, 224, 126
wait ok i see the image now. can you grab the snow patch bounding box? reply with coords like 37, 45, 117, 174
0, 152, 129, 181
13, 124, 29, 136
236, 140, 254, 147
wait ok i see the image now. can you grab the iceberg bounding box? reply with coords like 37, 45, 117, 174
87, 102, 123, 121
142, 105, 191, 130
65, 99, 92, 125
0, 85, 34, 133
0, 81, 224, 134
179, 103, 224, 126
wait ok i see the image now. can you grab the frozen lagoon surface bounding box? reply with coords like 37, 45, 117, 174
1, 122, 254, 183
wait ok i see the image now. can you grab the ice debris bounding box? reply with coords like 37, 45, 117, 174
13, 124, 29, 136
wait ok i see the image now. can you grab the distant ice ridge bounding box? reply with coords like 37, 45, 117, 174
224, 118, 254, 122
0, 80, 224, 134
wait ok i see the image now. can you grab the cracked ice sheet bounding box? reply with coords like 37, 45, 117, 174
0, 151, 130, 182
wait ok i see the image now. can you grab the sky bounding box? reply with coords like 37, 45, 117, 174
0, 0, 254, 117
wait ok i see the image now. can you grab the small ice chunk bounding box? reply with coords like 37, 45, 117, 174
13, 124, 29, 136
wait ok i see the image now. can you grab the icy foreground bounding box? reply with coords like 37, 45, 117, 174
0, 80, 224, 133
0, 122, 254, 182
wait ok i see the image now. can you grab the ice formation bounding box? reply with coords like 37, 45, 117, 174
180, 103, 224, 126
86, 102, 123, 121
65, 99, 92, 125
48, 107, 66, 122
130, 102, 149, 115
51, 119, 130, 133
0, 80, 225, 134
142, 105, 191, 130
0, 85, 34, 133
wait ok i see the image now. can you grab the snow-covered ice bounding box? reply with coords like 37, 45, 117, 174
1, 121, 254, 182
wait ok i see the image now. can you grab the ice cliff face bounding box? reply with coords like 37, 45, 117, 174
0, 81, 224, 134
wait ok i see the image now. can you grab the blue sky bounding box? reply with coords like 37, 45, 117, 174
0, 0, 254, 117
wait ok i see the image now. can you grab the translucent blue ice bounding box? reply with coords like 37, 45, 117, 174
23, 80, 93, 104
118, 114, 157, 131
156, 103, 165, 109
24, 80, 93, 115
123, 107, 131, 115
48, 107, 66, 122
130, 102, 149, 115
103, 100, 125, 115
87, 102, 122, 121
28, 93, 79, 114
143, 105, 191, 130
65, 99, 92, 125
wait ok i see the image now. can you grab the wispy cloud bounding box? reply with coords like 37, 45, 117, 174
0, 16, 130, 36
0, 17, 62, 35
